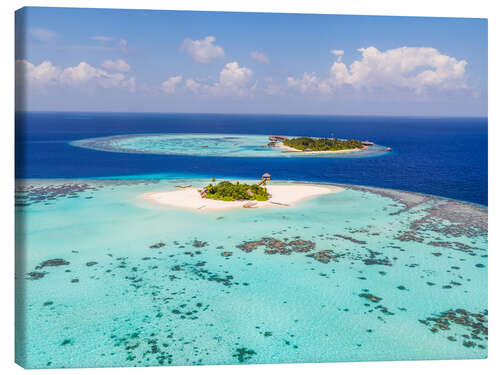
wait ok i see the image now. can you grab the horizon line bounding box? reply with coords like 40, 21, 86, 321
15, 110, 488, 120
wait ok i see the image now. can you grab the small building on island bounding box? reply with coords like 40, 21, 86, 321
269, 135, 288, 142
200, 188, 208, 198
258, 173, 271, 186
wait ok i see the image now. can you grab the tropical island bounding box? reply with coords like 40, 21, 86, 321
274, 136, 390, 154
201, 180, 270, 201
282, 137, 365, 152
72, 133, 391, 157
141, 174, 343, 211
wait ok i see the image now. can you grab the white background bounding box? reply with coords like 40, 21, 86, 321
0, 1, 495, 374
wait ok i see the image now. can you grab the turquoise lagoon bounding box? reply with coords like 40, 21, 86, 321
15, 178, 487, 368
71, 133, 388, 158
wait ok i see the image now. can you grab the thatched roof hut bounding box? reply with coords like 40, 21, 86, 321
269, 135, 288, 142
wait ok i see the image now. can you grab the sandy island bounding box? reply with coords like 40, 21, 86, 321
141, 184, 343, 211
276, 142, 366, 155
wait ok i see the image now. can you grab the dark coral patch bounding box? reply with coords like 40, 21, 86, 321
237, 237, 315, 255
419, 309, 488, 348
192, 240, 208, 248
150, 242, 165, 249
232, 347, 256, 363
334, 234, 366, 244
306, 250, 340, 263
26, 271, 47, 280
359, 293, 382, 303
35, 259, 70, 269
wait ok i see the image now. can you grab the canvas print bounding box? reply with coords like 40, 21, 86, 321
15, 7, 487, 369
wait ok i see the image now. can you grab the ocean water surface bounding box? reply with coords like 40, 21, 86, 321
16, 112, 487, 204
15, 179, 487, 368
15, 112, 488, 368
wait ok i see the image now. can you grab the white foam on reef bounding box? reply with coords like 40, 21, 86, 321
140, 183, 343, 211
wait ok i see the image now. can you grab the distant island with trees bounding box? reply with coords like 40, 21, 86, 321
282, 137, 364, 152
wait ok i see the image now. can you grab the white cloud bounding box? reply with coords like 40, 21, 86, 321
161, 75, 183, 94
59, 62, 135, 91
185, 79, 202, 94
287, 72, 331, 94
210, 61, 253, 96
289, 46, 468, 95
16, 59, 136, 92
181, 36, 225, 63
184, 62, 254, 97
91, 36, 113, 42
219, 62, 252, 86
29, 27, 56, 42
330, 47, 467, 94
16, 60, 60, 88
102, 59, 131, 72
331, 49, 344, 62
251, 51, 270, 64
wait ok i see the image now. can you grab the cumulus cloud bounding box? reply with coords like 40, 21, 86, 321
331, 47, 467, 93
16, 59, 136, 92
59, 62, 135, 91
219, 62, 252, 86
16, 60, 60, 88
101, 59, 131, 72
210, 61, 253, 96
251, 51, 270, 64
181, 36, 225, 63
185, 79, 202, 94
184, 62, 254, 97
29, 27, 56, 42
161, 75, 183, 94
289, 46, 468, 95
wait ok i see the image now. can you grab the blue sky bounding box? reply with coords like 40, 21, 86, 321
15, 7, 487, 116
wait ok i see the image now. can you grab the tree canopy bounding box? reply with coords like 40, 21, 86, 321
283, 137, 363, 151
203, 181, 269, 201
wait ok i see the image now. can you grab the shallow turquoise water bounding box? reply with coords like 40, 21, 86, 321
15, 179, 487, 368
71, 133, 388, 158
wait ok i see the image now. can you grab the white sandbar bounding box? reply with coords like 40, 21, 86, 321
276, 142, 366, 154
140, 183, 343, 211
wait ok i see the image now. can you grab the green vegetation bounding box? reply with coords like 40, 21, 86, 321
283, 137, 364, 151
203, 181, 269, 201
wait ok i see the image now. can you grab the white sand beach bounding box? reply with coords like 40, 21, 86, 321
141, 183, 343, 211
276, 142, 366, 155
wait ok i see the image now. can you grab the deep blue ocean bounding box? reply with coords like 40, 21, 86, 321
15, 112, 487, 205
